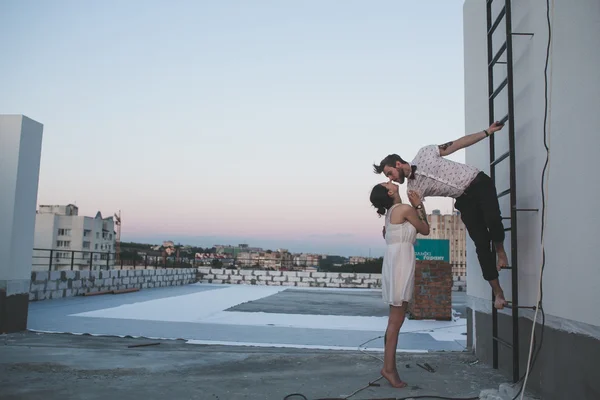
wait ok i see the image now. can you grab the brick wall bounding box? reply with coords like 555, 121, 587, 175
197, 268, 382, 288
29, 268, 197, 301
409, 261, 453, 320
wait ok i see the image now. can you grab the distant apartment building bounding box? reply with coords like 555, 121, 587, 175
417, 209, 467, 278
293, 253, 321, 269
236, 249, 293, 270
32, 204, 116, 271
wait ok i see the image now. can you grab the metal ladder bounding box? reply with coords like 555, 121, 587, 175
485, 0, 537, 383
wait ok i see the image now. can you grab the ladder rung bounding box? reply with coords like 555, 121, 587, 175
493, 336, 513, 349
506, 302, 537, 310
501, 266, 512, 270
498, 114, 509, 125
490, 77, 508, 100
497, 188, 510, 198
488, 42, 507, 67
502, 216, 511, 220
514, 208, 539, 212
491, 151, 510, 167
488, 7, 507, 37
503, 227, 511, 232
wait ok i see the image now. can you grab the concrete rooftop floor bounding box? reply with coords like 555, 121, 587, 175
0, 283, 537, 399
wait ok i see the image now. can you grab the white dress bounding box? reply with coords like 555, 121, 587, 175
381, 204, 417, 306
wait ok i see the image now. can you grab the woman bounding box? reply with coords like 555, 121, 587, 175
369, 182, 430, 388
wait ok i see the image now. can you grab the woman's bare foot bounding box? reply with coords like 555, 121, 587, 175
496, 250, 509, 271
381, 368, 408, 388
494, 292, 507, 309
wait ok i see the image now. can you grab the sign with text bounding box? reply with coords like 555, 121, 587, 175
415, 239, 450, 262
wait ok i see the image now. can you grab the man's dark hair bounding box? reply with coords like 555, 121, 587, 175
372, 154, 407, 174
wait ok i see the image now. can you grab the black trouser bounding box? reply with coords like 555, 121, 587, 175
454, 172, 505, 281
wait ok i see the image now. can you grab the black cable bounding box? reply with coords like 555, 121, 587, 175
511, 1, 551, 399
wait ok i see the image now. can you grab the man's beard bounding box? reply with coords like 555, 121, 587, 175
397, 167, 405, 184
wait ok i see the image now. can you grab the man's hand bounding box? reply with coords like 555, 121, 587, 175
382, 226, 386, 239
487, 121, 505, 134
408, 190, 422, 208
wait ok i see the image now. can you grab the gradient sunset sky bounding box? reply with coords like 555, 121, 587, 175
1, 0, 470, 257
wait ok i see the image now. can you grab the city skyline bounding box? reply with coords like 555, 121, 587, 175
2, 1, 468, 257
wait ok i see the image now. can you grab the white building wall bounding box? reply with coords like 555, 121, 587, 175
463, 0, 600, 333
0, 115, 43, 290
33, 208, 116, 271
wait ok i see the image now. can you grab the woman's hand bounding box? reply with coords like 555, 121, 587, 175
408, 190, 422, 208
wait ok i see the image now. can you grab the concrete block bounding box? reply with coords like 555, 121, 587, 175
210, 268, 225, 275
326, 283, 341, 288
253, 270, 267, 276
239, 270, 253, 276
282, 282, 296, 286
325, 273, 340, 279
29, 292, 36, 301
46, 281, 57, 290
216, 274, 229, 280
79, 271, 90, 279
267, 270, 282, 276
122, 278, 130, 284
311, 272, 325, 278
64, 271, 75, 280
50, 290, 63, 299
30, 283, 45, 291
297, 272, 311, 278
58, 281, 68, 290
296, 282, 310, 287
258, 275, 272, 281
282, 271, 297, 277
317, 278, 330, 283
34, 271, 49, 282
64, 289, 73, 298
288, 277, 301, 282
272, 276, 286, 282
198, 267, 211, 274
370, 273, 382, 279
50, 271, 61, 281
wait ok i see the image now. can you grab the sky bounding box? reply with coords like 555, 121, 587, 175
1, 0, 469, 257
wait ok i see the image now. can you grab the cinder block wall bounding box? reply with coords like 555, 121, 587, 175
29, 269, 197, 301
197, 268, 382, 288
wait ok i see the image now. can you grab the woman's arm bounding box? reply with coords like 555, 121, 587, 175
406, 191, 430, 235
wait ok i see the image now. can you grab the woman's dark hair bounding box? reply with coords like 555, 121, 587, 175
370, 184, 393, 217
373, 154, 407, 174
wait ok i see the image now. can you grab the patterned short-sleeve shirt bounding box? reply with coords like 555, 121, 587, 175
407, 145, 480, 198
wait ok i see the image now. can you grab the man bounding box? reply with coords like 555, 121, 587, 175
373, 121, 508, 309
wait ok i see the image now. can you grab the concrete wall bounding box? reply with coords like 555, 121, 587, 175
463, 1, 600, 398
0, 115, 44, 332
197, 268, 381, 288
464, 0, 600, 336
29, 268, 197, 301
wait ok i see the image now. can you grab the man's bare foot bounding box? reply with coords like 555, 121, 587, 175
497, 250, 509, 271
494, 292, 507, 309
381, 368, 408, 388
